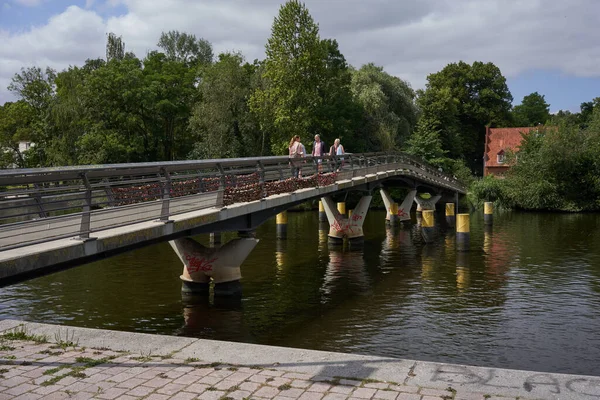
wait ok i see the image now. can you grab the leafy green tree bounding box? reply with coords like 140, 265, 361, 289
106, 33, 125, 62
311, 39, 360, 148
157, 30, 213, 66
78, 56, 148, 163
419, 61, 513, 173
249, 0, 326, 154
188, 52, 260, 159
8, 66, 57, 166
350, 63, 418, 151
512, 92, 550, 127
142, 51, 200, 160
0, 101, 35, 168
405, 117, 446, 162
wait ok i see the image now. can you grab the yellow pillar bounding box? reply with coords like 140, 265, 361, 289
445, 203, 455, 227
276, 211, 288, 239
422, 210, 435, 243
484, 202, 493, 225
389, 202, 399, 226
456, 213, 470, 251
318, 200, 326, 222
348, 209, 353, 218
337, 202, 346, 216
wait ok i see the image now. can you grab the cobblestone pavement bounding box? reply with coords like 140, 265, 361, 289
0, 338, 534, 400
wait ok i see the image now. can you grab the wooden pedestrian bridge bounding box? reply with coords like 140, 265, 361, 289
0, 152, 466, 289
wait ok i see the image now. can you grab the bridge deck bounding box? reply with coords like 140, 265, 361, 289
0, 153, 466, 283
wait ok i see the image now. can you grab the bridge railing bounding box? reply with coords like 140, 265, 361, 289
0, 152, 465, 251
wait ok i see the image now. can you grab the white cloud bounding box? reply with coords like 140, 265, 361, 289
2, 0, 600, 104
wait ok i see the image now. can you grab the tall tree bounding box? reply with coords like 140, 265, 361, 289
249, 0, 326, 154
157, 30, 213, 66
142, 50, 200, 160
512, 92, 550, 127
188, 52, 260, 159
312, 39, 360, 147
106, 33, 125, 62
350, 63, 418, 151
418, 61, 513, 173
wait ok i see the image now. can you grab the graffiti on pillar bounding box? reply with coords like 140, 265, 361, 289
351, 214, 363, 222
332, 218, 343, 232
185, 255, 217, 273
397, 208, 409, 218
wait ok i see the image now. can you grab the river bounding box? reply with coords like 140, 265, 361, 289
1, 210, 599, 376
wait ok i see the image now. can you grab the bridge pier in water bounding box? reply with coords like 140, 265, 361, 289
321, 195, 372, 247
414, 193, 441, 215
169, 235, 259, 296
380, 189, 416, 226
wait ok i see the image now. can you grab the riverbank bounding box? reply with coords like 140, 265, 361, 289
0, 320, 598, 400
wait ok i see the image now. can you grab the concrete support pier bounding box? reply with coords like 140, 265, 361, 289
0, 319, 597, 400
414, 193, 442, 214
169, 236, 259, 296
321, 195, 371, 246
380, 189, 416, 225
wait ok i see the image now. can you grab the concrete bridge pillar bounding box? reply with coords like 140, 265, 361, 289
380, 189, 416, 225
321, 195, 372, 246
414, 193, 442, 213
169, 236, 259, 296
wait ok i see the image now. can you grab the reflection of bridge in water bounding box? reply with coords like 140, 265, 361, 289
0, 152, 466, 296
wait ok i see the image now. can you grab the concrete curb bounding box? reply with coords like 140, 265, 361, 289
1, 319, 599, 399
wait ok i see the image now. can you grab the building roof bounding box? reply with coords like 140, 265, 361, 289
484, 127, 537, 167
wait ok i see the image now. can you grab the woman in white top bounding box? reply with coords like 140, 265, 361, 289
334, 138, 344, 171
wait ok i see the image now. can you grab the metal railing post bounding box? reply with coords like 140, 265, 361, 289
257, 161, 266, 199
102, 178, 115, 207
78, 173, 93, 240
32, 183, 47, 218
159, 167, 171, 222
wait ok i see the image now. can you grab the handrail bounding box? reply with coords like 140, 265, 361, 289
0, 152, 466, 251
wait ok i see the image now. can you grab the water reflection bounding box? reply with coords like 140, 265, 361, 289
179, 294, 249, 341
456, 252, 469, 292
321, 248, 369, 302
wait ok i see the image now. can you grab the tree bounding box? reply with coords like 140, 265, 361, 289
350, 63, 418, 151
0, 101, 35, 168
418, 61, 513, 173
142, 51, 200, 160
106, 33, 125, 62
8, 66, 57, 166
249, 0, 326, 154
188, 52, 261, 159
405, 117, 446, 162
512, 92, 550, 127
157, 30, 213, 66
312, 39, 360, 148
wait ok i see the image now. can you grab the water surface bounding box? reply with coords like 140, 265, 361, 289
1, 210, 600, 376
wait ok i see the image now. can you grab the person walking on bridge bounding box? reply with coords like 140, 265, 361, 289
312, 134, 326, 173
289, 135, 304, 178
330, 138, 345, 172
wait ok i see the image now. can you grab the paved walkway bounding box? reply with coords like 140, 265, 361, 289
0, 320, 599, 400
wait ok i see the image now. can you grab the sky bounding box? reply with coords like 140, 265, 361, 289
1, 0, 600, 112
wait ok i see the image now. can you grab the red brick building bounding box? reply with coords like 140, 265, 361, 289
483, 126, 537, 176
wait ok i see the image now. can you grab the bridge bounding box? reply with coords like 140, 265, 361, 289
0, 152, 466, 291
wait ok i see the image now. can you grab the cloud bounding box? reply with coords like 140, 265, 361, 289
2, 0, 600, 105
